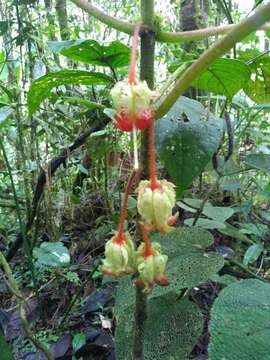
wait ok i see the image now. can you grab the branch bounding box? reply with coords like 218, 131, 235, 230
155, 2, 270, 118
0, 252, 54, 360
70, 0, 134, 34
69, 0, 270, 42
157, 23, 270, 43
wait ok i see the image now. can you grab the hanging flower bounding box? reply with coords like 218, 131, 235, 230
111, 80, 156, 132
134, 242, 169, 292
137, 179, 176, 232
100, 232, 136, 277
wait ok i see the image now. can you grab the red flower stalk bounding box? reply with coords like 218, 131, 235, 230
113, 170, 137, 244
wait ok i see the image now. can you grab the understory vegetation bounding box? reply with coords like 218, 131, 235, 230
1, 0, 270, 359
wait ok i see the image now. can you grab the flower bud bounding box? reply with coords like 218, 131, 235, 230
135, 242, 169, 292
110, 80, 156, 132
137, 180, 176, 232
100, 232, 136, 277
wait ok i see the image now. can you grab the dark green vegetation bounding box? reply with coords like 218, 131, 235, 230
1, 0, 270, 359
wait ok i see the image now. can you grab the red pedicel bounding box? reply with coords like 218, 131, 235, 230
114, 111, 133, 132
135, 110, 153, 131
158, 275, 170, 286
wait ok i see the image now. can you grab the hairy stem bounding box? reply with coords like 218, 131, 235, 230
156, 2, 270, 118
149, 115, 158, 188
117, 170, 137, 237
132, 1, 155, 359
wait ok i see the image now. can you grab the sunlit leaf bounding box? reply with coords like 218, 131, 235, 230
27, 70, 114, 116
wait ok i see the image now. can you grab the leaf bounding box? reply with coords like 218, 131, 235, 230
60, 40, 130, 68
150, 227, 224, 298
245, 57, 270, 103
243, 243, 263, 266
203, 204, 234, 223
156, 96, 223, 194
244, 153, 270, 174
185, 218, 226, 229
27, 70, 114, 116
209, 279, 270, 360
0, 106, 13, 130
33, 242, 70, 267
0, 21, 9, 36
192, 58, 251, 99
0, 334, 13, 360
72, 333, 86, 352
115, 292, 203, 360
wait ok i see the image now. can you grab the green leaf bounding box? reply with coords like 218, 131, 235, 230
0, 21, 9, 36
0, 106, 13, 130
243, 243, 263, 266
115, 292, 203, 360
244, 153, 270, 174
245, 60, 270, 103
33, 242, 70, 267
203, 204, 234, 223
72, 333, 86, 352
27, 70, 114, 116
156, 96, 223, 194
0, 334, 13, 360
209, 279, 270, 360
185, 217, 226, 229
192, 58, 251, 99
150, 227, 224, 298
60, 40, 130, 68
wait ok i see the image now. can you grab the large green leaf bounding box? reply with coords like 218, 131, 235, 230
0, 335, 13, 360
27, 70, 114, 116
33, 242, 70, 267
156, 96, 223, 194
209, 279, 270, 360
115, 292, 203, 360
60, 40, 130, 68
244, 153, 270, 174
114, 227, 224, 309
192, 58, 251, 99
150, 227, 224, 298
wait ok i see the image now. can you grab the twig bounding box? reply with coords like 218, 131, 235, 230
0, 251, 54, 360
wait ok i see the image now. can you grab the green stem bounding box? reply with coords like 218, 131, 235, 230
70, 0, 134, 34
155, 2, 270, 118
70, 0, 270, 42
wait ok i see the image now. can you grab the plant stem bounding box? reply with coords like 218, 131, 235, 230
132, 1, 155, 359
133, 288, 148, 360
117, 170, 137, 237
70, 0, 270, 42
0, 251, 54, 360
149, 115, 158, 188
156, 2, 270, 118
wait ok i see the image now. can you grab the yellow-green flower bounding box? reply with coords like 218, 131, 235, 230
100, 232, 136, 277
137, 180, 176, 232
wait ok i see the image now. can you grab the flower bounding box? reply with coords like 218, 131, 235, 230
137, 180, 176, 232
100, 232, 136, 277
134, 242, 169, 292
110, 80, 156, 132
